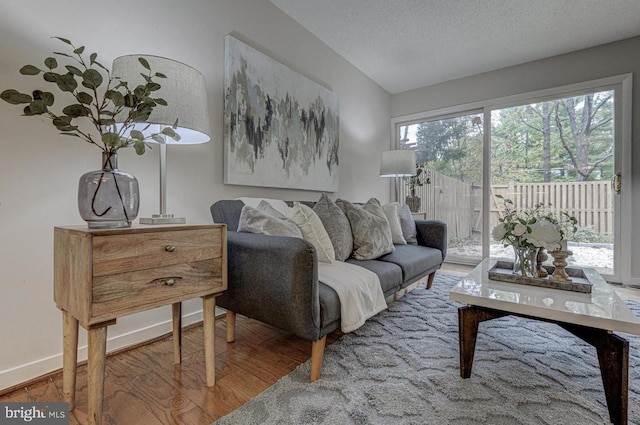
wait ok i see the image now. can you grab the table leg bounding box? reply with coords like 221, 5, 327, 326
202, 295, 216, 387
458, 305, 509, 378
458, 306, 477, 378
87, 323, 110, 425
172, 302, 182, 364
560, 324, 629, 425
62, 311, 78, 410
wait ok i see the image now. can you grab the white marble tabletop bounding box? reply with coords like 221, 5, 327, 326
449, 258, 640, 335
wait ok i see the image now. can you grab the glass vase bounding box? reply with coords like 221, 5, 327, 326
78, 152, 139, 228
512, 246, 538, 278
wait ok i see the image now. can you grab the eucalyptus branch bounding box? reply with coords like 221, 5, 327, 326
1, 36, 175, 156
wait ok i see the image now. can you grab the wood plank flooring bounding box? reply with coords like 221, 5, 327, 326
1, 313, 343, 425
3, 264, 639, 425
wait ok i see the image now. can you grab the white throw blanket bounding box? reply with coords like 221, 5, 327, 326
318, 261, 388, 333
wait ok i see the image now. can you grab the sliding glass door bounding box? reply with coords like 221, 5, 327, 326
393, 75, 630, 280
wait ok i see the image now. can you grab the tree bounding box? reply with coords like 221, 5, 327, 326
522, 102, 554, 182
490, 90, 614, 184
411, 115, 482, 183
556, 93, 613, 181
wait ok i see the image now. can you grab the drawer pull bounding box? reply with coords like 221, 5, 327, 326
150, 277, 183, 286
165, 245, 176, 252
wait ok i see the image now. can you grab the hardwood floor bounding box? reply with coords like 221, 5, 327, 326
0, 312, 343, 424
2, 263, 638, 424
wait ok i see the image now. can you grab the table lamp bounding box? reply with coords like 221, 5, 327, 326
379, 149, 416, 202
112, 55, 211, 224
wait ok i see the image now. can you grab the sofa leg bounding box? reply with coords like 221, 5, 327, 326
426, 272, 436, 289
310, 336, 327, 382
226, 310, 236, 343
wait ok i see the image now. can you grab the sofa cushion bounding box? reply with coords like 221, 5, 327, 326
382, 202, 407, 244
337, 198, 394, 260
237, 205, 302, 238
313, 194, 353, 261
290, 202, 336, 264
377, 244, 443, 282
345, 258, 403, 296
398, 203, 418, 244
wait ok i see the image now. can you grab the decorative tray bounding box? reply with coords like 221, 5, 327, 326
488, 261, 593, 294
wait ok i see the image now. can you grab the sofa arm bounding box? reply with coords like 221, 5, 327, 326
415, 219, 448, 260
218, 231, 323, 341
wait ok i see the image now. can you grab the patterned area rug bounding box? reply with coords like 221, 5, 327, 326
213, 273, 640, 424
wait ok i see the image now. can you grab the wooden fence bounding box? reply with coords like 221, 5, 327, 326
400, 171, 613, 240
399, 171, 478, 240
491, 181, 613, 236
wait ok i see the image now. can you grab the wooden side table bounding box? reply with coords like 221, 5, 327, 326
53, 224, 227, 425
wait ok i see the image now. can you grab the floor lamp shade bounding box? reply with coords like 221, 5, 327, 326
111, 55, 211, 224
379, 150, 416, 177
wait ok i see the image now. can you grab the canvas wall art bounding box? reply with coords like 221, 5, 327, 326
224, 35, 339, 191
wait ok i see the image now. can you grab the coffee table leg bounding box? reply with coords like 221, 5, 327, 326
560, 324, 629, 425
458, 306, 509, 378
458, 306, 479, 378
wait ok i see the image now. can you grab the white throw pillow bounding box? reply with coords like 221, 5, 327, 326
382, 202, 407, 244
290, 202, 336, 264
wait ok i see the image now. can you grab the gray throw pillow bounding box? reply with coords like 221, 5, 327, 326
313, 194, 353, 261
237, 205, 302, 238
337, 198, 394, 260
256, 199, 289, 219
398, 203, 418, 244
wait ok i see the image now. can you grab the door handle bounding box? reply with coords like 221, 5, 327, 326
611, 172, 621, 194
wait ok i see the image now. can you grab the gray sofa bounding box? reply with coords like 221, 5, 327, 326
210, 199, 447, 381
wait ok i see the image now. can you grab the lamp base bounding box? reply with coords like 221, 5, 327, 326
139, 214, 186, 225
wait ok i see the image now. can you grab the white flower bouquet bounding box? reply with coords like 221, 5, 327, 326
492, 196, 578, 277
492, 195, 577, 252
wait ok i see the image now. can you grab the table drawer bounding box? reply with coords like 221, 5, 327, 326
91, 258, 224, 321
92, 228, 222, 277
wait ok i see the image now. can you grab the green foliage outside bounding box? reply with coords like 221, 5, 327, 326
399, 90, 615, 246
491, 92, 614, 184
400, 91, 613, 185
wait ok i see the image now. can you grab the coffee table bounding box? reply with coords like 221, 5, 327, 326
449, 258, 640, 425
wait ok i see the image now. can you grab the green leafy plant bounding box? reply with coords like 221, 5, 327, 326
1, 37, 179, 155
404, 163, 431, 196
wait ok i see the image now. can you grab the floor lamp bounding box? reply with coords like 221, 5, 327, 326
112, 55, 211, 224
379, 150, 416, 203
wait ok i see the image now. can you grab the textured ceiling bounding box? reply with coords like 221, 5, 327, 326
270, 0, 640, 94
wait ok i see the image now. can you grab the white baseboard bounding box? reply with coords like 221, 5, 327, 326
0, 308, 223, 392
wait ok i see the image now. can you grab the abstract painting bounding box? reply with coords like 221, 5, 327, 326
224, 35, 339, 191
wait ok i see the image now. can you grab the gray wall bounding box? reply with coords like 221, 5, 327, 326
0, 0, 391, 389
391, 36, 640, 281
